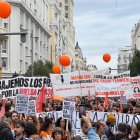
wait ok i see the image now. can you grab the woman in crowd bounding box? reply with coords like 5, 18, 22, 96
55, 117, 72, 140
129, 125, 139, 140
39, 117, 54, 140
27, 115, 40, 132
52, 127, 63, 140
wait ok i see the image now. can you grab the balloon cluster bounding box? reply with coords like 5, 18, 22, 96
52, 55, 71, 74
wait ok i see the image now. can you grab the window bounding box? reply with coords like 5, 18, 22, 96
4, 23, 8, 29
2, 40, 7, 53
59, 2, 62, 7
65, 0, 68, 3
2, 58, 7, 68
65, 6, 68, 11
25, 62, 28, 70
65, 13, 68, 18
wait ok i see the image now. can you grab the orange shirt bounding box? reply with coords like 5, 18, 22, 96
40, 130, 52, 138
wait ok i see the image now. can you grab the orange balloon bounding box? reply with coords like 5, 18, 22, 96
59, 55, 71, 66
103, 53, 111, 63
52, 65, 60, 74
0, 1, 11, 19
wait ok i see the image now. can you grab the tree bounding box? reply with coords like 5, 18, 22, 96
25, 60, 53, 77
129, 49, 140, 77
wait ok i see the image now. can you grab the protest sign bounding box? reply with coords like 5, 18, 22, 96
15, 94, 29, 114
0, 77, 52, 99
131, 77, 140, 99
120, 96, 127, 104
94, 71, 130, 97
62, 101, 75, 119
50, 71, 95, 97
27, 100, 36, 116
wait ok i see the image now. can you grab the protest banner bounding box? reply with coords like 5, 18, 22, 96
36, 110, 140, 135
130, 76, 140, 99
0, 77, 52, 99
50, 71, 95, 97
94, 71, 131, 97
27, 100, 36, 116
62, 101, 75, 119
15, 94, 29, 114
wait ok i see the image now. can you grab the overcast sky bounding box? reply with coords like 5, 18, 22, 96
74, 0, 140, 71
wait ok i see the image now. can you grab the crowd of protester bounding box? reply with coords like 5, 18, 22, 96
0, 96, 140, 140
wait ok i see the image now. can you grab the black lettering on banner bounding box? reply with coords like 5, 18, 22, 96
134, 87, 140, 93
102, 112, 108, 122
92, 112, 98, 122
34, 79, 39, 88
10, 79, 15, 88
122, 113, 124, 123
47, 112, 53, 118
30, 79, 34, 87
126, 115, 129, 124
19, 78, 24, 87
24, 78, 29, 87
38, 78, 43, 87
132, 115, 140, 126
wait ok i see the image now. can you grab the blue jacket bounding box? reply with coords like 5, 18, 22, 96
88, 127, 97, 140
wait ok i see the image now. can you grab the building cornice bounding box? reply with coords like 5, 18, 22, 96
8, 0, 51, 38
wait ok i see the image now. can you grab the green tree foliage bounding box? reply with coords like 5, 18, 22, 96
129, 49, 140, 77
25, 60, 53, 77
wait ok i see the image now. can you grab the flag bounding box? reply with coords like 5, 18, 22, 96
0, 100, 5, 119
87, 90, 91, 101
104, 92, 109, 107
36, 85, 46, 112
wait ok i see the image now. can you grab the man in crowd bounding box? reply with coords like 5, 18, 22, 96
14, 120, 25, 140
105, 114, 116, 140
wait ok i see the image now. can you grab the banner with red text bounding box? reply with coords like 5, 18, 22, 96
131, 76, 140, 99
0, 77, 53, 99
50, 71, 95, 97
94, 71, 130, 97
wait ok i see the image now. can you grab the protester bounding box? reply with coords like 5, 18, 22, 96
24, 122, 41, 140
39, 117, 53, 140
55, 117, 72, 140
52, 127, 63, 140
14, 120, 25, 140
136, 122, 140, 140
0, 122, 14, 140
77, 114, 97, 140
105, 114, 116, 140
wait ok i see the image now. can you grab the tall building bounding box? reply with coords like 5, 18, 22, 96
75, 42, 87, 71
48, 0, 75, 73
117, 46, 133, 73
131, 20, 140, 50
0, 0, 50, 77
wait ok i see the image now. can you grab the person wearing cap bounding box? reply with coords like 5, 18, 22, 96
105, 114, 116, 140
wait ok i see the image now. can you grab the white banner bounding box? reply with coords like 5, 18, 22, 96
50, 71, 95, 97
130, 77, 140, 99
94, 71, 130, 97
0, 77, 52, 99
36, 111, 140, 135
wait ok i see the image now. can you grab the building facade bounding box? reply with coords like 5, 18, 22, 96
117, 46, 133, 73
75, 42, 87, 71
131, 21, 140, 50
0, 0, 51, 77
48, 0, 75, 73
